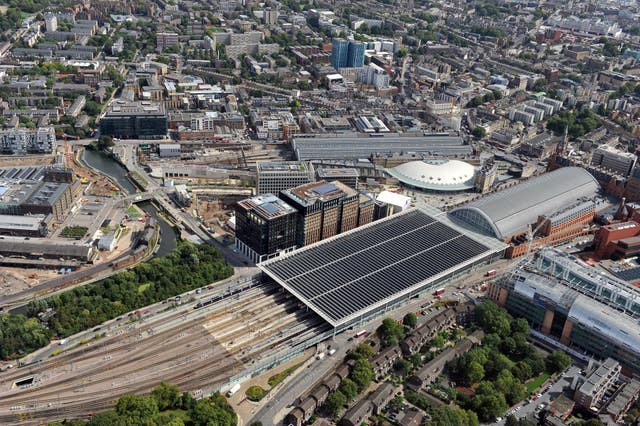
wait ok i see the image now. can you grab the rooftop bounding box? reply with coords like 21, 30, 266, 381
237, 194, 297, 219
257, 161, 311, 173
104, 100, 166, 117
283, 180, 357, 206
291, 133, 471, 160
386, 159, 476, 191
259, 207, 504, 327
450, 167, 600, 239
316, 168, 359, 178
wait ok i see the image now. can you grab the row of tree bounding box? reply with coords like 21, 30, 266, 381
324, 344, 376, 418
47, 382, 236, 426
1, 242, 233, 360
449, 302, 571, 421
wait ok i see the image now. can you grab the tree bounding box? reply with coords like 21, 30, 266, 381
83, 101, 101, 117
87, 410, 122, 426
115, 394, 159, 425
351, 358, 375, 391
495, 370, 526, 405
403, 312, 418, 328
96, 135, 114, 151
349, 343, 374, 360
472, 127, 486, 138
546, 350, 571, 374
476, 302, 511, 338
467, 361, 485, 383
338, 378, 358, 401
427, 406, 479, 426
151, 382, 181, 411
377, 318, 405, 347
324, 391, 346, 418
472, 382, 508, 421
394, 359, 413, 377
388, 395, 404, 412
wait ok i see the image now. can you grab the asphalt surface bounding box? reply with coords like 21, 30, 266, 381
496, 365, 581, 425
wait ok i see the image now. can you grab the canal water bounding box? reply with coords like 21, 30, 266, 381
81, 149, 137, 194
81, 148, 177, 257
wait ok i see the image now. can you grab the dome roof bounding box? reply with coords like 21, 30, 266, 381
386, 159, 476, 191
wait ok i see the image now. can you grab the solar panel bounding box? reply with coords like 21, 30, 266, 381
313, 183, 338, 195
261, 202, 280, 214
260, 208, 499, 327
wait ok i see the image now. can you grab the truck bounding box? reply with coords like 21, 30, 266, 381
316, 353, 325, 360
433, 288, 445, 296
328, 349, 337, 356
226, 383, 241, 397
486, 269, 497, 277
355, 330, 367, 338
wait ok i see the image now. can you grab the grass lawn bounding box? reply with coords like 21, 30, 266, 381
267, 363, 302, 387
61, 226, 88, 238
246, 385, 267, 402
526, 372, 550, 392
127, 205, 141, 218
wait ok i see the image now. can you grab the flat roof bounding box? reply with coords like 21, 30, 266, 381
259, 207, 504, 327
237, 194, 297, 219
0, 214, 45, 230
292, 133, 471, 160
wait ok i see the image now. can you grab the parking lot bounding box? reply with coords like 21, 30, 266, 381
496, 365, 582, 424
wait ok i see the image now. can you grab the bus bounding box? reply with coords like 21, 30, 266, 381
486, 269, 497, 277
433, 288, 445, 296
355, 330, 367, 338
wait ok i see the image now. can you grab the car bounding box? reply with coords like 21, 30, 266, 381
195, 288, 202, 294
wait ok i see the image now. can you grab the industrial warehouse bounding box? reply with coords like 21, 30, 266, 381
259, 206, 506, 331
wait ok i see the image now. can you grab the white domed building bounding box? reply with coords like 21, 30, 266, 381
385, 159, 477, 192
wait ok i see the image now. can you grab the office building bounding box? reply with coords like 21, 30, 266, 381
591, 145, 637, 177
279, 180, 359, 246
235, 194, 298, 263
256, 161, 315, 195
99, 101, 168, 139
0, 127, 55, 154
156, 32, 179, 51
331, 39, 349, 69
489, 249, 640, 375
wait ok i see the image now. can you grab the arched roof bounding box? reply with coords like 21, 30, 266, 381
385, 159, 476, 191
449, 167, 600, 240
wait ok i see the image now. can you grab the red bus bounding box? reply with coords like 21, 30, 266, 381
355, 330, 367, 338
433, 288, 445, 296
485, 269, 497, 277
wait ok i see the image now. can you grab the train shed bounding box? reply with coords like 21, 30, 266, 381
259, 205, 506, 333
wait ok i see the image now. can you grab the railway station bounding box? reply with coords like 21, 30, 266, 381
259, 206, 506, 333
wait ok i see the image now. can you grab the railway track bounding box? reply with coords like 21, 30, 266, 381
0, 284, 327, 425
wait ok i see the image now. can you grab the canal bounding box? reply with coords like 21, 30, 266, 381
81, 148, 177, 257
